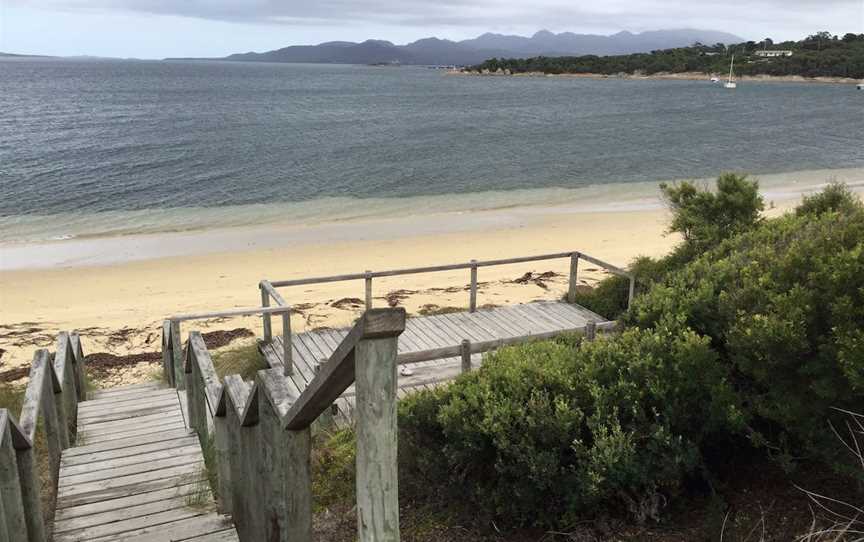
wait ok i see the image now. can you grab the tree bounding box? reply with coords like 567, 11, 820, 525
660, 173, 764, 255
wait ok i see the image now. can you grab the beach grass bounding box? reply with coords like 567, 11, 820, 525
211, 341, 265, 381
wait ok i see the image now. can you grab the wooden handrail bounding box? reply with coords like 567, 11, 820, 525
1, 332, 86, 542
266, 250, 638, 315
269, 250, 632, 287
282, 308, 406, 431
394, 320, 618, 366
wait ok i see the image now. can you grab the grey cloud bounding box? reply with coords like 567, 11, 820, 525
12, 0, 861, 38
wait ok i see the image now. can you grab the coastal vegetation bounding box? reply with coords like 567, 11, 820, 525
391, 177, 864, 536
471, 32, 864, 79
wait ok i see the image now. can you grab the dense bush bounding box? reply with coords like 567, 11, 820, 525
569, 256, 670, 319
660, 173, 763, 257
399, 327, 737, 526
399, 184, 864, 527
796, 182, 862, 217
575, 173, 764, 319
629, 205, 864, 467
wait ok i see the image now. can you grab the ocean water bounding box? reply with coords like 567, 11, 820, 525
1, 58, 862, 244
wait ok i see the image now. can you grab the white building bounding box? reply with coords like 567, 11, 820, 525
754, 50, 794, 58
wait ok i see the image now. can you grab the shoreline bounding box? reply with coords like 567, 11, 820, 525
2, 167, 862, 270
1, 167, 863, 386
449, 69, 863, 84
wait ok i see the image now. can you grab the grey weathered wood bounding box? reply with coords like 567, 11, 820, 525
14, 442, 46, 542
268, 250, 636, 289
282, 312, 294, 377
261, 285, 273, 342
567, 252, 580, 303
365, 270, 373, 309
70, 333, 88, 402
469, 260, 478, 312
162, 320, 174, 387
0, 411, 28, 542
586, 321, 596, 341
259, 280, 288, 307
282, 309, 406, 431
627, 276, 636, 309
283, 308, 405, 430
170, 319, 184, 391
460, 339, 472, 373
354, 335, 400, 542
168, 305, 292, 322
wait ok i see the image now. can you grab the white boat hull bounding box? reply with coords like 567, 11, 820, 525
724, 82, 737, 89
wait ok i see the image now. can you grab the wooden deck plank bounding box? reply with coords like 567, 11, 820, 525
87, 513, 235, 542
54, 506, 211, 542
59, 451, 203, 488
54, 495, 194, 534
54, 484, 202, 522
61, 445, 203, 478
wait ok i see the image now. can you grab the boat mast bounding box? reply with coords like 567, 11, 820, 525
728, 55, 735, 82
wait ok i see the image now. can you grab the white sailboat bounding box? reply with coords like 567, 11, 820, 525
724, 55, 737, 89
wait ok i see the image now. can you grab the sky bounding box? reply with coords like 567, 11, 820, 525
1, 0, 862, 59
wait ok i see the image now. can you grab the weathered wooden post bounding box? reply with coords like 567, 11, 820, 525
469, 260, 478, 312
585, 321, 596, 342
170, 319, 184, 390
0, 412, 27, 542
162, 320, 174, 387
13, 436, 46, 542
627, 276, 636, 310
70, 333, 87, 402
55, 333, 78, 439
314, 362, 333, 427
261, 283, 273, 343
282, 311, 293, 376
460, 339, 472, 373
354, 310, 405, 542
364, 270, 373, 309
568, 252, 580, 303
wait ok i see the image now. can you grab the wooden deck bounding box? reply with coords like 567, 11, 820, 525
53, 382, 239, 542
259, 301, 605, 421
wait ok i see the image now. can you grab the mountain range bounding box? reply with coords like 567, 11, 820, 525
171, 29, 745, 66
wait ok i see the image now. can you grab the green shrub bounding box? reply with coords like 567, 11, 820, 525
660, 173, 764, 257
399, 323, 736, 527
629, 205, 864, 468
796, 182, 862, 217
570, 256, 673, 320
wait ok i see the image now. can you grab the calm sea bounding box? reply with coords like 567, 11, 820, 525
1, 58, 862, 243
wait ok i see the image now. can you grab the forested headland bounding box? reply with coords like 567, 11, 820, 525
469, 32, 864, 79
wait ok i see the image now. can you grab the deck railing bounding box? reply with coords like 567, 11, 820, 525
182, 308, 406, 542
0, 332, 86, 542
260, 250, 634, 378
174, 305, 614, 541
162, 305, 294, 389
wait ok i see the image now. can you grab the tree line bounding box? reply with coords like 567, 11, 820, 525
472, 32, 864, 79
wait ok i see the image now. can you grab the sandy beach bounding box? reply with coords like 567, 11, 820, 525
2, 167, 862, 386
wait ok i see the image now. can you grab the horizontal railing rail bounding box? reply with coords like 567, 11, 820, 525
0, 332, 86, 542
162, 305, 294, 390
394, 319, 617, 366
265, 250, 637, 316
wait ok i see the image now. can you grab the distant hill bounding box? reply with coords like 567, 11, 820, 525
168, 29, 744, 65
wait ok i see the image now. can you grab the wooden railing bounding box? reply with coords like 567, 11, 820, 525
162, 305, 294, 389
260, 251, 634, 379
0, 332, 86, 542
173, 305, 613, 542
182, 308, 407, 542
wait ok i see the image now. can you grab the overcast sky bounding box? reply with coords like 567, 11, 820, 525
2, 0, 862, 59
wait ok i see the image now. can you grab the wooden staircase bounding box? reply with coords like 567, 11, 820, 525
52, 382, 238, 542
